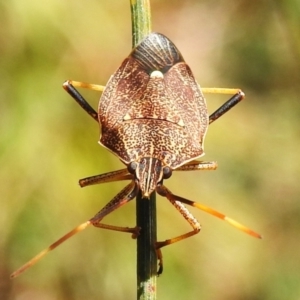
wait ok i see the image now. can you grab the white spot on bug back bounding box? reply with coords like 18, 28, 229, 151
150, 70, 164, 78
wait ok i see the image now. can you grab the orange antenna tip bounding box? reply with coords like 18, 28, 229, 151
190, 202, 261, 239
224, 216, 262, 239
11, 221, 91, 279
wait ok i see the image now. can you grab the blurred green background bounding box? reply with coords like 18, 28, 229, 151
1, 1, 300, 299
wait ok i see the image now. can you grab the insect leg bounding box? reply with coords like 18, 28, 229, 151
79, 168, 132, 187
10, 181, 139, 279
201, 88, 245, 124
90, 180, 140, 237
175, 160, 218, 172
65, 80, 105, 92
156, 185, 201, 249
155, 185, 201, 275
63, 80, 104, 122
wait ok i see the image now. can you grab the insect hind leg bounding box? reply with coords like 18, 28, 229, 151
201, 88, 245, 124
63, 80, 105, 122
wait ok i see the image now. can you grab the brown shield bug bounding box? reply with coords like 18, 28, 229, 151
11, 32, 261, 278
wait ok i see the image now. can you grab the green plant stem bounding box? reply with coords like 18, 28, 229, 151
136, 190, 157, 300
130, 0, 152, 47
130, 1, 157, 299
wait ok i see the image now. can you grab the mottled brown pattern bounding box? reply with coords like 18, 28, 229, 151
98, 33, 208, 170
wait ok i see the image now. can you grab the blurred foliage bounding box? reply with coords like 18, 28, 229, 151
1, 0, 300, 299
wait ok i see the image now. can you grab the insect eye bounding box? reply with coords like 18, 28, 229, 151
127, 162, 137, 174
163, 167, 172, 179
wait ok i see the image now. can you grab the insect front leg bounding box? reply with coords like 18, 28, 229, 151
90, 181, 140, 236
175, 160, 218, 172
79, 168, 132, 187
201, 88, 245, 124
10, 181, 140, 279
63, 80, 105, 122
155, 183, 261, 274
155, 184, 201, 274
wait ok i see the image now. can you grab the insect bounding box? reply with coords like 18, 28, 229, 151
11, 32, 261, 278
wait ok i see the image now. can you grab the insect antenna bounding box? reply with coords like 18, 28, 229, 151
11, 181, 138, 279
179, 196, 261, 238
158, 185, 262, 239
10, 221, 91, 279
